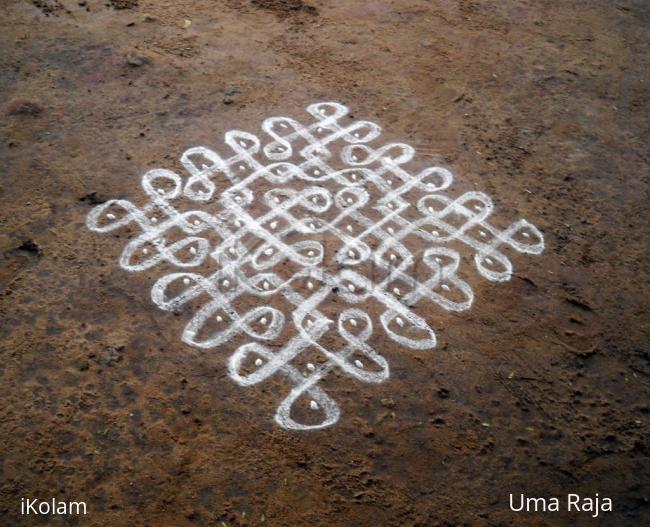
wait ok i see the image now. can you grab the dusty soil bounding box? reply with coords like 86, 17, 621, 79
0, 1, 648, 526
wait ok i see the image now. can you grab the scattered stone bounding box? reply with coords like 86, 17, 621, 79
223, 84, 240, 105
225, 85, 240, 97
6, 99, 43, 116
437, 387, 450, 399
100, 345, 124, 366
32, 0, 64, 16
126, 53, 148, 67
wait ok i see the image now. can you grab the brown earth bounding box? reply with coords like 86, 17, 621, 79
0, 1, 649, 526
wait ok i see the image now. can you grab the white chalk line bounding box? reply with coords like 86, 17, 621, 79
87, 101, 544, 430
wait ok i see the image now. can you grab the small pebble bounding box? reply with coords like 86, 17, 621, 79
127, 53, 148, 67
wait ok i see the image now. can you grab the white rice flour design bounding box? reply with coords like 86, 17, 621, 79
87, 102, 544, 430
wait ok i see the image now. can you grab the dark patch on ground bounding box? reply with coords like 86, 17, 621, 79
109, 0, 139, 9
16, 240, 42, 257
251, 0, 318, 17
32, 0, 66, 17
79, 192, 107, 205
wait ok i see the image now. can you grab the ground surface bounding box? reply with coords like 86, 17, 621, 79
0, 1, 649, 526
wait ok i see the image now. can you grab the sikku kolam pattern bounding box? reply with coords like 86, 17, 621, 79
86, 102, 544, 430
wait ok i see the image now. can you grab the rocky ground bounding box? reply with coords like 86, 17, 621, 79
0, 0, 648, 526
